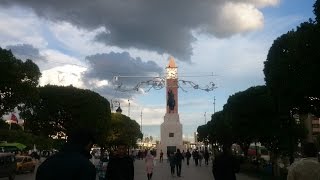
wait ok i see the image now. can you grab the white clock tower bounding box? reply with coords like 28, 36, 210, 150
159, 57, 183, 157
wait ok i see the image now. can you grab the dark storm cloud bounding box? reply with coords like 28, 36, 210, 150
0, 0, 273, 61
6, 44, 43, 62
83, 51, 163, 93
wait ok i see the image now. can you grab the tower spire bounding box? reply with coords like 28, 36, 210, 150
167, 56, 177, 68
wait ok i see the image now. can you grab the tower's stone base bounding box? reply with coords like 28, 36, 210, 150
158, 113, 183, 159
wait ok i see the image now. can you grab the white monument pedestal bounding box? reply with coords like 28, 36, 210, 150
159, 113, 183, 158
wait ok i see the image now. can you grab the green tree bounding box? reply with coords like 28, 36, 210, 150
197, 124, 208, 142
0, 129, 59, 150
0, 120, 9, 130
0, 47, 41, 117
264, 1, 320, 117
222, 86, 272, 155
208, 111, 233, 145
314, 0, 320, 23
263, 2, 319, 166
263, 19, 319, 170
10, 123, 23, 131
24, 85, 111, 147
107, 113, 142, 149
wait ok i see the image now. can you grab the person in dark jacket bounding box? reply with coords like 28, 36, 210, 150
168, 152, 176, 176
106, 144, 134, 180
212, 143, 240, 180
186, 149, 191, 166
175, 149, 183, 177
36, 129, 96, 180
193, 150, 199, 166
204, 148, 210, 165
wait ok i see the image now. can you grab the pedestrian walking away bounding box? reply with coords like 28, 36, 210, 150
36, 129, 97, 180
182, 150, 185, 162
175, 149, 183, 177
193, 150, 199, 166
106, 143, 134, 180
212, 143, 240, 180
186, 149, 191, 166
145, 151, 154, 180
168, 152, 176, 176
199, 151, 203, 166
159, 150, 164, 163
97, 153, 109, 180
204, 148, 210, 166
287, 142, 320, 180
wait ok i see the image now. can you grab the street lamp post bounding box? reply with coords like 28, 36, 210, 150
213, 96, 216, 114
128, 99, 130, 117
140, 110, 143, 133
204, 112, 207, 124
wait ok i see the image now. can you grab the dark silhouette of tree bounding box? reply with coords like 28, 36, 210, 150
314, 0, 320, 23
264, 1, 320, 117
107, 113, 142, 149
24, 85, 111, 147
0, 47, 41, 117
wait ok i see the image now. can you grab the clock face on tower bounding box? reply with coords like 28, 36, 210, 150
167, 68, 177, 79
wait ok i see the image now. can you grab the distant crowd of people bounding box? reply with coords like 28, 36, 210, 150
33, 129, 320, 180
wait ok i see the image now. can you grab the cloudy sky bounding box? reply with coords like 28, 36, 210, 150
0, 0, 315, 141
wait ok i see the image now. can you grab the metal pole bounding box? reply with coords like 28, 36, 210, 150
128, 99, 130, 117
213, 96, 216, 114
204, 112, 207, 124
140, 110, 142, 132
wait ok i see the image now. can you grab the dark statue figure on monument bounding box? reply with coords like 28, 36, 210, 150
167, 89, 175, 113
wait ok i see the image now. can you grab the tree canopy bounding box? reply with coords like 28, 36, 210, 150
0, 47, 41, 117
198, 86, 306, 157
314, 0, 320, 23
24, 85, 111, 146
264, 7, 320, 115
107, 113, 142, 149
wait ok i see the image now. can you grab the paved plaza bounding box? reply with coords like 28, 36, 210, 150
134, 158, 259, 180
0, 157, 260, 180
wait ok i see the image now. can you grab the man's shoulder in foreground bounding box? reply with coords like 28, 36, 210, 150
287, 158, 320, 180
36, 151, 95, 180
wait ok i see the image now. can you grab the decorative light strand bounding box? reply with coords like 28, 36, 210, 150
112, 76, 217, 93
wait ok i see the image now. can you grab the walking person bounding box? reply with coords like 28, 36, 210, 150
168, 152, 176, 176
159, 150, 164, 163
97, 154, 108, 180
106, 143, 134, 180
204, 148, 210, 165
182, 150, 185, 162
193, 150, 199, 166
192, 150, 195, 163
36, 129, 97, 180
186, 149, 191, 166
175, 149, 183, 177
199, 151, 203, 166
287, 142, 320, 180
212, 143, 240, 180
145, 151, 154, 180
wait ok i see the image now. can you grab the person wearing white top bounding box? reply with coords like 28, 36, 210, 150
287, 142, 320, 180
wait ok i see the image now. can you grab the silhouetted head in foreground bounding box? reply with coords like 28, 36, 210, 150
67, 129, 97, 153
302, 142, 318, 158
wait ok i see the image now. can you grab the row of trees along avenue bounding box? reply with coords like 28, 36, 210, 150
197, 0, 320, 176
0, 47, 142, 152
